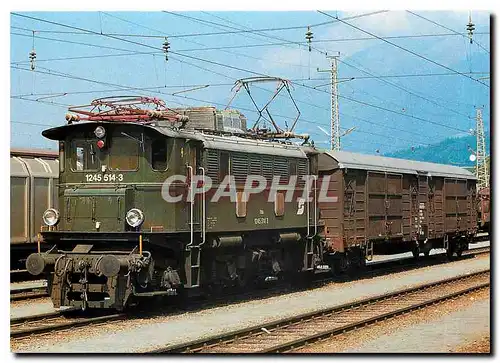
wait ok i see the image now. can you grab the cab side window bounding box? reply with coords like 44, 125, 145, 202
72, 140, 98, 171
152, 139, 168, 171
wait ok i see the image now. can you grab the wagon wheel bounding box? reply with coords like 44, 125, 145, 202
412, 246, 421, 259
347, 248, 365, 276
331, 253, 349, 275
446, 245, 455, 260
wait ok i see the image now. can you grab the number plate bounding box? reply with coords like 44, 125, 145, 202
254, 217, 269, 225
85, 173, 124, 182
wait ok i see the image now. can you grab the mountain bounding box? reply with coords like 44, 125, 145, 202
385, 131, 490, 167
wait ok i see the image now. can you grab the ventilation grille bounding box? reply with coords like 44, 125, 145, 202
249, 155, 262, 175
206, 150, 219, 180
231, 152, 249, 184
262, 155, 274, 180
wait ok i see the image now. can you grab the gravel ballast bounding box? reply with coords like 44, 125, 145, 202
343, 298, 490, 353
296, 287, 490, 353
12, 254, 489, 353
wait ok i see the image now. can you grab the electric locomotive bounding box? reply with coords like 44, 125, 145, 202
25, 96, 322, 310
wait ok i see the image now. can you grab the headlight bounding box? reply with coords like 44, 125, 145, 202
94, 126, 106, 138
126, 208, 144, 227
43, 208, 60, 226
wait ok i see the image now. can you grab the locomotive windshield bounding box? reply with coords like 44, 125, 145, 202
109, 131, 140, 171
68, 128, 144, 172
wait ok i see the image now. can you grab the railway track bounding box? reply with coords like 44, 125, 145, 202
9, 247, 489, 343
10, 285, 49, 302
463, 246, 490, 256
10, 269, 34, 283
10, 311, 126, 339
149, 269, 490, 353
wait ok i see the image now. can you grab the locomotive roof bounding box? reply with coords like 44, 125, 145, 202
42, 121, 314, 159
320, 150, 476, 180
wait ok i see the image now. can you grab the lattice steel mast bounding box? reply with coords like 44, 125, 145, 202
475, 108, 489, 189
318, 54, 341, 150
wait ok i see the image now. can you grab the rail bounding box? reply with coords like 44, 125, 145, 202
148, 269, 489, 353
10, 312, 126, 339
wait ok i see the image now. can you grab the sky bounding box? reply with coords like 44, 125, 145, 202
9, 10, 491, 157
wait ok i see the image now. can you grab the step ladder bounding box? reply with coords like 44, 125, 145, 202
365, 241, 374, 261
184, 164, 204, 289
303, 237, 314, 271
185, 245, 201, 288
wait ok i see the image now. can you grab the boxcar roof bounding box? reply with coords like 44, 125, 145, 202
320, 150, 476, 180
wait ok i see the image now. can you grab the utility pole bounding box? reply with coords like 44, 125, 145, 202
318, 53, 341, 150
475, 108, 489, 189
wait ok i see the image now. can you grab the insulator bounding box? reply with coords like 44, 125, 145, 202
162, 37, 170, 61
467, 19, 475, 44
29, 49, 36, 71
305, 26, 313, 52
65, 113, 80, 122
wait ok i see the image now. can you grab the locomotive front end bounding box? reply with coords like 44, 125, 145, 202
26, 98, 188, 310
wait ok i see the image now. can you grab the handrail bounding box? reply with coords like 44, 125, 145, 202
306, 175, 310, 238
198, 166, 206, 247
186, 165, 194, 250
312, 175, 318, 235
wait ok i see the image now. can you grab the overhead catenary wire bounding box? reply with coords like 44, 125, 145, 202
158, 12, 474, 134
12, 60, 461, 138
11, 64, 433, 148
12, 25, 490, 45
10, 43, 469, 137
11, 12, 480, 137
406, 10, 490, 54
317, 10, 489, 88
161, 10, 389, 39
338, 58, 476, 120
164, 11, 491, 119
162, 11, 481, 130
102, 12, 316, 70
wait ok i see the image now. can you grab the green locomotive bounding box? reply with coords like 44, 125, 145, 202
26, 97, 322, 310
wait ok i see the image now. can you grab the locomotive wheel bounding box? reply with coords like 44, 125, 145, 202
412, 247, 421, 259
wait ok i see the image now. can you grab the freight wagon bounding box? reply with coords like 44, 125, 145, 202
318, 150, 477, 273
477, 187, 490, 233
10, 148, 59, 268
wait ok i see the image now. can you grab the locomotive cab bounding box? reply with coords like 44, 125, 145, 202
27, 121, 191, 310
44, 122, 182, 234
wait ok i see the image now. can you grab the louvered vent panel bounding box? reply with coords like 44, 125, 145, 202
206, 150, 219, 181
297, 159, 308, 187
249, 155, 261, 175
231, 152, 248, 184
262, 155, 274, 180
273, 156, 289, 184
